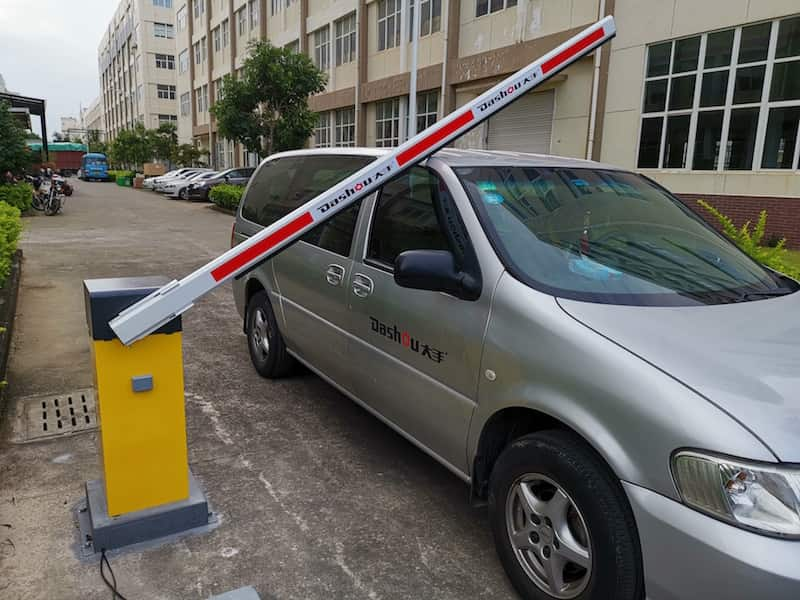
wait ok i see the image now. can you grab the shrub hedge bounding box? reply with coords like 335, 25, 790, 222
209, 184, 244, 210
0, 201, 22, 285
0, 182, 33, 212
107, 170, 135, 181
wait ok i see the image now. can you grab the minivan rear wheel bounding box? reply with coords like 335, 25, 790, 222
245, 291, 295, 378
488, 430, 643, 600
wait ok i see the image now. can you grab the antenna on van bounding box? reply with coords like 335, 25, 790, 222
110, 17, 617, 346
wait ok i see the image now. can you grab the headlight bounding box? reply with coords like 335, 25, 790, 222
672, 451, 800, 537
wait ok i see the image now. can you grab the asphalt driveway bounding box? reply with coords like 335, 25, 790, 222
0, 180, 517, 599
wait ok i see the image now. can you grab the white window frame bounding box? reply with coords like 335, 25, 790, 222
313, 112, 332, 147
238, 8, 247, 36
475, 0, 517, 18
335, 107, 356, 147
409, 0, 441, 39
377, 0, 401, 51
157, 84, 177, 100
638, 16, 800, 172
180, 92, 191, 116
194, 0, 204, 19
158, 114, 178, 124
153, 0, 172, 8
155, 53, 175, 69
177, 5, 187, 31
213, 27, 221, 52
178, 49, 189, 74
375, 97, 401, 147
154, 22, 175, 39
335, 13, 357, 66
313, 26, 330, 71
248, 0, 259, 30
222, 19, 229, 48
415, 90, 438, 132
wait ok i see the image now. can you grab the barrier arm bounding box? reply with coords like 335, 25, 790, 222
111, 16, 616, 346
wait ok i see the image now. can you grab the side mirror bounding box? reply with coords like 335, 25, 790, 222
394, 250, 481, 301
223, 174, 230, 181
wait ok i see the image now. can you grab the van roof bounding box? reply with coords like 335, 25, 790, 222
268, 147, 625, 172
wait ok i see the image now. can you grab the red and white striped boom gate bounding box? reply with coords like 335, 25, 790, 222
111, 16, 616, 346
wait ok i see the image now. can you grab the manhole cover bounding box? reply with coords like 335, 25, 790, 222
20, 389, 98, 442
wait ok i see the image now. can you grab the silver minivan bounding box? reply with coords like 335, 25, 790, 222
232, 148, 800, 600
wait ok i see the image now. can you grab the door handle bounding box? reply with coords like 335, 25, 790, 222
352, 273, 374, 298
325, 264, 345, 286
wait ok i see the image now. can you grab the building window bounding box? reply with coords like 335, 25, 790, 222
222, 19, 229, 47
335, 107, 356, 146
180, 92, 190, 116
475, 0, 517, 18
157, 84, 177, 100
335, 13, 357, 66
415, 91, 438, 132
196, 85, 209, 113
638, 16, 800, 171
194, 0, 204, 19
215, 140, 226, 168
313, 26, 330, 71
410, 0, 441, 38
237, 8, 247, 36
155, 53, 175, 69
314, 112, 332, 147
285, 39, 299, 53
177, 5, 187, 31
153, 0, 172, 8
154, 22, 175, 39
178, 49, 189, 74
271, 0, 279, 15
377, 0, 401, 51
375, 98, 400, 146
213, 27, 221, 52
248, 0, 259, 30
158, 114, 178, 124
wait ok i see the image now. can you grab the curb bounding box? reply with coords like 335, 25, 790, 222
209, 205, 237, 216
0, 250, 22, 420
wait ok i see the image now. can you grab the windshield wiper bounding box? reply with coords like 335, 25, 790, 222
735, 288, 796, 301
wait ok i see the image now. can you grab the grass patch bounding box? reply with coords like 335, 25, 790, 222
784, 250, 800, 273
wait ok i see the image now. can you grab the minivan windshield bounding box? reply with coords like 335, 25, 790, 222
455, 166, 796, 305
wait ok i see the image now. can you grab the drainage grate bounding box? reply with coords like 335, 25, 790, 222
21, 389, 98, 442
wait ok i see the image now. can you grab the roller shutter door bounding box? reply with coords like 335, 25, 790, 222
486, 90, 555, 154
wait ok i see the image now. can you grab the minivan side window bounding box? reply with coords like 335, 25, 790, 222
367, 167, 450, 268
240, 154, 374, 256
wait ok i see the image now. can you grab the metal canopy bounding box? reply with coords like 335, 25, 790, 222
0, 91, 48, 160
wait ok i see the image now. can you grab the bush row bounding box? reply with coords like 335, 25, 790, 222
209, 184, 244, 210
107, 170, 135, 181
0, 201, 22, 285
0, 182, 33, 212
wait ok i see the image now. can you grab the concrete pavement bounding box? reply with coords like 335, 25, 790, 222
0, 181, 517, 599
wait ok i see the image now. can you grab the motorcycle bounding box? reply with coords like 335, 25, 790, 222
28, 172, 64, 215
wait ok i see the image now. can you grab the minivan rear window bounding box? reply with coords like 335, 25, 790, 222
241, 155, 374, 227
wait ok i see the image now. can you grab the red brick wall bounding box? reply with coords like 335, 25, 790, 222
676, 194, 800, 249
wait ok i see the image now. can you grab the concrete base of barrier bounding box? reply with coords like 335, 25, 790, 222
78, 470, 211, 553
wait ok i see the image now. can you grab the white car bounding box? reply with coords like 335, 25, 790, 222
144, 168, 193, 190
154, 169, 210, 193
163, 171, 219, 199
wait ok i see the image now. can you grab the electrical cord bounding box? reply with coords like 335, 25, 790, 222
100, 549, 129, 600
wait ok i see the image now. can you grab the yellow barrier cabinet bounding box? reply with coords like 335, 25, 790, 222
84, 277, 189, 516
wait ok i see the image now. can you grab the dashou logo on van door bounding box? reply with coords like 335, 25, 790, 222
315, 163, 395, 216
369, 316, 447, 364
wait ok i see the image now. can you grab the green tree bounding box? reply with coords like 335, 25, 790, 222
0, 101, 32, 174
87, 130, 108, 155
149, 122, 178, 164
173, 143, 203, 167
211, 41, 326, 158
109, 123, 152, 170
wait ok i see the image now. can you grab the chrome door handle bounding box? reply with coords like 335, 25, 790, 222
352, 273, 374, 298
326, 264, 345, 286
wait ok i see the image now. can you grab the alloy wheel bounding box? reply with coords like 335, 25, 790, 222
505, 473, 592, 599
251, 308, 270, 358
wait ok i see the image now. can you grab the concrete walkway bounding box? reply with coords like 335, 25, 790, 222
0, 181, 516, 599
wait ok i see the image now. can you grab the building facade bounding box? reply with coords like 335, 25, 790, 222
83, 96, 107, 141
98, 0, 180, 140
175, 0, 799, 243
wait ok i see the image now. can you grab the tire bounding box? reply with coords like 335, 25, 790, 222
245, 290, 295, 378
488, 430, 643, 600
179, 188, 188, 200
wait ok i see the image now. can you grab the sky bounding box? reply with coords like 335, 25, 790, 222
0, 0, 116, 140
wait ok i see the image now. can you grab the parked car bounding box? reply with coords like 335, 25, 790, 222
143, 169, 186, 190
232, 148, 800, 600
185, 167, 255, 202
164, 171, 219, 199
153, 169, 211, 193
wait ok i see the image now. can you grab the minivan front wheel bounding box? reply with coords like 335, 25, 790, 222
245, 291, 295, 378
489, 430, 643, 600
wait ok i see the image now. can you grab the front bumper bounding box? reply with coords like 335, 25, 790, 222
186, 187, 210, 201
624, 481, 800, 600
